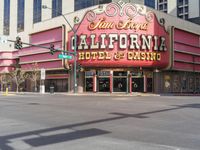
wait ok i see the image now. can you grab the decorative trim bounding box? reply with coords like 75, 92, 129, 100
171, 68, 200, 73
23, 67, 64, 71
19, 51, 49, 57
46, 74, 69, 79
86, 1, 154, 22
29, 26, 62, 35
0, 65, 14, 67
19, 59, 61, 65
174, 49, 200, 56
159, 18, 165, 26
0, 57, 18, 60
174, 59, 200, 65
19, 40, 62, 50
175, 40, 200, 48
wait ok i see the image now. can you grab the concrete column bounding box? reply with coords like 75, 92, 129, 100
0, 0, 4, 35
69, 69, 74, 93
144, 74, 147, 93
93, 74, 97, 92
77, 71, 84, 93
153, 69, 162, 94
110, 71, 113, 93
40, 80, 45, 94
129, 73, 132, 93
42, 0, 51, 21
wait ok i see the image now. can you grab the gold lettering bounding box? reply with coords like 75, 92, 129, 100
146, 52, 150, 60
128, 52, 133, 60
134, 52, 140, 60
140, 52, 146, 60
116, 18, 149, 31
98, 52, 105, 60
88, 18, 114, 30
79, 52, 161, 61
89, 18, 149, 31
78, 52, 85, 60
85, 52, 90, 60
91, 52, 98, 59
105, 52, 111, 60
157, 53, 161, 60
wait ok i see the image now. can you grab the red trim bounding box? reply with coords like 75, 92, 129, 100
29, 26, 62, 35
46, 74, 69, 79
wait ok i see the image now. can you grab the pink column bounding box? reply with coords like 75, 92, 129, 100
93, 74, 97, 93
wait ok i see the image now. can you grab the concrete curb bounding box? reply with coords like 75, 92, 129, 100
0, 91, 159, 97
1, 92, 199, 96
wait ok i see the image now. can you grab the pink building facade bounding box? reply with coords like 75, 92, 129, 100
1, 2, 200, 94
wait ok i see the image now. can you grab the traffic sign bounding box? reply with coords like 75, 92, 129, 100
58, 54, 72, 59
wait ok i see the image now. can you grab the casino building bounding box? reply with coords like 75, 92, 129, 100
0, 0, 200, 94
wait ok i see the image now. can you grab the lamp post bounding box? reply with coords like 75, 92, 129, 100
42, 5, 78, 93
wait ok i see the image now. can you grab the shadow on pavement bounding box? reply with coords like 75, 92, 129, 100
0, 103, 200, 149
24, 128, 110, 147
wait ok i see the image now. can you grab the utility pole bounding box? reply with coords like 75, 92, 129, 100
42, 5, 78, 93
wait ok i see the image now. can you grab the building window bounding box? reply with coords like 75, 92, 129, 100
75, 0, 94, 11
185, 14, 188, 20
17, 0, 25, 32
185, 6, 188, 13
99, 0, 111, 4
164, 3, 167, 9
157, 0, 167, 13
3, 0, 10, 35
178, 15, 183, 19
75, 0, 111, 11
177, 0, 189, 20
145, 0, 155, 8
185, 0, 188, 5
52, 0, 62, 18
33, 0, 41, 23
178, 8, 183, 14
177, 0, 183, 6
159, 4, 163, 10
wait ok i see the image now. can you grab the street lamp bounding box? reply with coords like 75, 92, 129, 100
42, 5, 78, 93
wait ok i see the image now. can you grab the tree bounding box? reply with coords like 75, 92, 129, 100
27, 62, 40, 92
0, 74, 12, 92
9, 68, 28, 93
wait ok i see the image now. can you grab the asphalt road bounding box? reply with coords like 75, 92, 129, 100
0, 94, 200, 150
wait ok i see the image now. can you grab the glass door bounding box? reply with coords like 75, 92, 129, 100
113, 71, 127, 92
97, 71, 110, 92
85, 71, 95, 92
132, 77, 144, 92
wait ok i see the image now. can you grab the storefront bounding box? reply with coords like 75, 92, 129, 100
4, 1, 199, 94
68, 1, 171, 93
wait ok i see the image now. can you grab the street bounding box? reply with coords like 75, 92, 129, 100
0, 94, 200, 150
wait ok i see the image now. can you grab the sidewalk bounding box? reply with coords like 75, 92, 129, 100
58, 92, 160, 97
0, 91, 159, 97
1, 91, 200, 96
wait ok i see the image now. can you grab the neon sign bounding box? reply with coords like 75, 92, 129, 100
68, 1, 170, 68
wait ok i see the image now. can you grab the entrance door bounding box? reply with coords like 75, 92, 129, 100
113, 78, 127, 92
147, 78, 153, 92
98, 78, 110, 92
113, 71, 127, 92
85, 78, 93, 92
132, 77, 144, 92
45, 79, 68, 92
